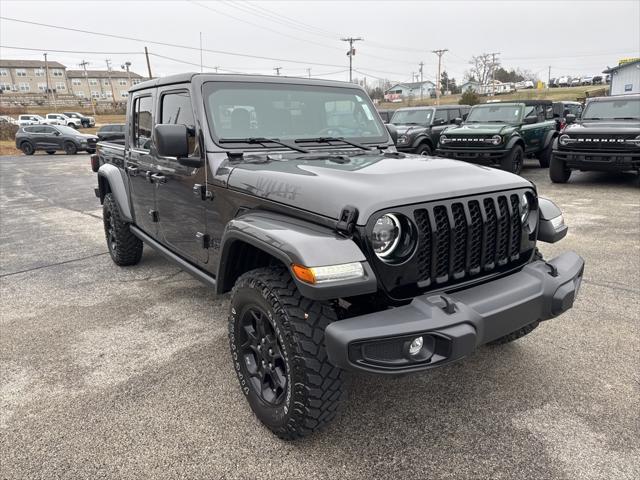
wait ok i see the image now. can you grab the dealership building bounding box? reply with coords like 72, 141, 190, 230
604, 59, 640, 96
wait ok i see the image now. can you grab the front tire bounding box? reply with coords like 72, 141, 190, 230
549, 154, 572, 183
103, 193, 143, 266
500, 145, 524, 175
538, 140, 553, 168
415, 143, 432, 156
229, 266, 344, 440
63, 142, 78, 155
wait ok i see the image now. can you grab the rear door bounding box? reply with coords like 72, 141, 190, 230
126, 92, 159, 236
431, 108, 450, 141
155, 87, 208, 264
520, 106, 544, 152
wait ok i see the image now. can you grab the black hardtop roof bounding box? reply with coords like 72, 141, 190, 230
395, 104, 470, 111
586, 94, 640, 103
130, 72, 364, 93
553, 100, 582, 105
482, 99, 553, 106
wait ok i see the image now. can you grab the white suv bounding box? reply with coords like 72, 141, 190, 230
45, 113, 79, 129
18, 114, 46, 126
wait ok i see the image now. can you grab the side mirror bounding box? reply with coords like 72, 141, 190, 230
155, 124, 190, 158
385, 123, 398, 145
453, 117, 463, 125
433, 118, 446, 126
524, 116, 537, 125
565, 114, 576, 124
54, 131, 61, 136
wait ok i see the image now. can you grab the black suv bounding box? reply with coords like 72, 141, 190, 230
550, 94, 640, 182
436, 100, 559, 174
15, 124, 99, 155
391, 105, 470, 155
97, 123, 126, 143
94, 73, 583, 440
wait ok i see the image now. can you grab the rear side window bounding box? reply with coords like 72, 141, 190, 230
161, 91, 197, 155
23, 126, 36, 133
434, 109, 447, 124
133, 96, 153, 150
447, 109, 461, 123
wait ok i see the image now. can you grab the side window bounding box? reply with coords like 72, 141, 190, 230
41, 126, 56, 134
447, 109, 461, 123
524, 106, 537, 120
24, 126, 36, 133
434, 109, 447, 124
160, 91, 197, 155
536, 105, 545, 122
133, 96, 153, 150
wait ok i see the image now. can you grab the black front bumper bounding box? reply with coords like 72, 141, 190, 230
325, 251, 584, 375
552, 149, 640, 172
436, 148, 507, 164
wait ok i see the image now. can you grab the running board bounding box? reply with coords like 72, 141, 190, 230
129, 225, 217, 289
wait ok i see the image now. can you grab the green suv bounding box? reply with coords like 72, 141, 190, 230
436, 100, 559, 174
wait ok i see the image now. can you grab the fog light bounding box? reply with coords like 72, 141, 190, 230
408, 336, 424, 356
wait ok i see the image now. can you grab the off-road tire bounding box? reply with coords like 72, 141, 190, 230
20, 142, 35, 155
549, 154, 571, 183
488, 321, 540, 345
63, 142, 77, 155
538, 140, 553, 168
229, 266, 344, 440
46, 150, 56, 155
102, 193, 143, 266
415, 143, 432, 156
500, 145, 524, 175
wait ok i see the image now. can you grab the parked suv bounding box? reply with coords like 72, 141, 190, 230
436, 100, 559, 174
391, 105, 470, 155
15, 124, 98, 155
17, 114, 45, 126
550, 94, 640, 182
94, 73, 583, 440
63, 111, 96, 128
44, 113, 79, 129
97, 123, 126, 143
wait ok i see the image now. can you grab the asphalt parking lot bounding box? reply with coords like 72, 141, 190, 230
1, 153, 639, 479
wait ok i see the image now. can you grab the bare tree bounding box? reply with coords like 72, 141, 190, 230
466, 54, 497, 85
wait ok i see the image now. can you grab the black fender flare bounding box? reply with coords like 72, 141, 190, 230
411, 135, 434, 151
216, 211, 377, 300
505, 135, 525, 151
97, 163, 133, 222
542, 130, 558, 150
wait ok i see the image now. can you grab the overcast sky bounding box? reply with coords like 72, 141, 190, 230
1, 0, 639, 86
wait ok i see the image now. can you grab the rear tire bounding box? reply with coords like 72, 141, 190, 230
549, 154, 571, 183
538, 140, 553, 168
488, 321, 539, 345
63, 142, 77, 155
500, 145, 524, 175
20, 142, 35, 155
103, 193, 143, 266
229, 266, 344, 440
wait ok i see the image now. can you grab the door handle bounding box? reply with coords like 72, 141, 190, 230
126, 166, 139, 176
151, 173, 167, 184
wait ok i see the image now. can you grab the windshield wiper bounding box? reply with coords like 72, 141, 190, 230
219, 137, 309, 153
294, 136, 371, 150
294, 154, 350, 164
612, 117, 639, 120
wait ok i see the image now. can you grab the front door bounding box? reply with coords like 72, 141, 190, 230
155, 88, 208, 264
35, 125, 62, 150
126, 94, 159, 236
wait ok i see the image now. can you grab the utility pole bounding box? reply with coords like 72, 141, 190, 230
548, 65, 551, 90
199, 32, 203, 73
43, 53, 57, 110
306, 68, 312, 78
214, 66, 219, 73
105, 59, 118, 108
144, 46, 153, 79
419, 61, 424, 100
341, 37, 363, 83
80, 60, 97, 117
274, 66, 282, 76
432, 49, 448, 105
488, 52, 500, 96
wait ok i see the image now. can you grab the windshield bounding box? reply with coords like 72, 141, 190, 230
390, 109, 433, 125
203, 82, 386, 144
466, 104, 523, 123
582, 98, 640, 120
56, 125, 82, 135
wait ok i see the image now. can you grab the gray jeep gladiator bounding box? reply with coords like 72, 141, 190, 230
93, 73, 584, 440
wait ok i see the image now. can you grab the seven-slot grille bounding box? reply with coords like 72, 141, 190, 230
566, 134, 640, 151
413, 193, 523, 286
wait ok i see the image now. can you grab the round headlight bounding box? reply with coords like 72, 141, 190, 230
559, 134, 570, 146
520, 193, 530, 224
491, 134, 502, 145
398, 135, 408, 144
372, 214, 401, 258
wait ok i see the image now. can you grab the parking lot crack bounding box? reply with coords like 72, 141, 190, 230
0, 252, 109, 278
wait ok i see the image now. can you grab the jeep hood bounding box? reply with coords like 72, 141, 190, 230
395, 125, 428, 135
226, 152, 531, 224
565, 120, 640, 135
445, 123, 517, 135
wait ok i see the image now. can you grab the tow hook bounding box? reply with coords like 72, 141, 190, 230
545, 262, 559, 277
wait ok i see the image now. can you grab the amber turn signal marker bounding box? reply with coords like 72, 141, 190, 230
291, 264, 316, 284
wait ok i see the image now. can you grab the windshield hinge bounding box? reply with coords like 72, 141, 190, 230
336, 205, 358, 235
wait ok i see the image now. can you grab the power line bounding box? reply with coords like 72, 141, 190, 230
0, 45, 143, 55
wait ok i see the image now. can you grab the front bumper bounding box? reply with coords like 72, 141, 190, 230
325, 251, 584, 375
552, 149, 640, 172
436, 147, 507, 164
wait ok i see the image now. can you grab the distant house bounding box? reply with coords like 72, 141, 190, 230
384, 81, 435, 102
603, 59, 640, 96
459, 81, 482, 93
